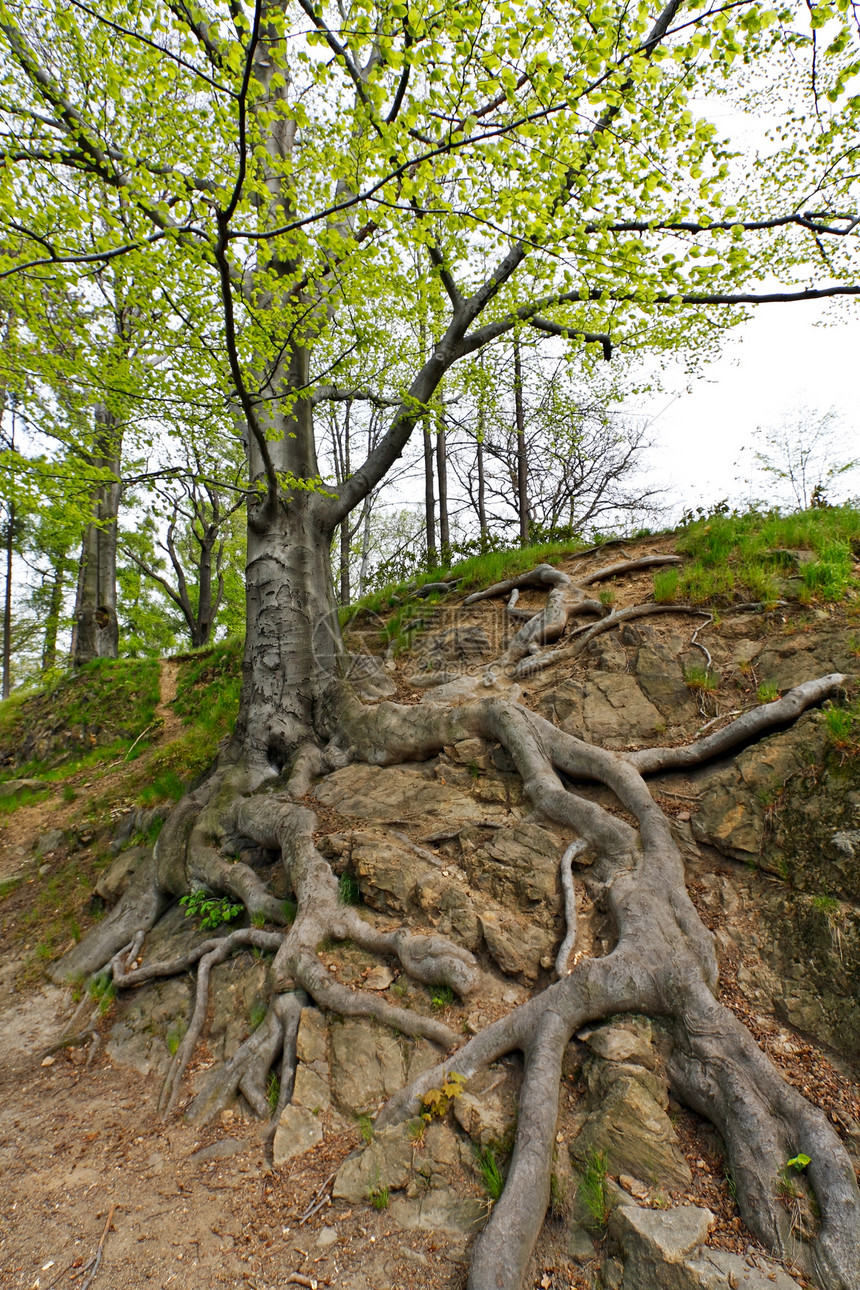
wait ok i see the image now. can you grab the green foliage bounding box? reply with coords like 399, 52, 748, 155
757, 681, 779, 703
683, 665, 719, 693
677, 506, 860, 606
786, 1153, 811, 1172
357, 1112, 374, 1144
368, 1185, 389, 1211
474, 1145, 505, 1202
653, 568, 680, 603
0, 658, 160, 777
338, 872, 361, 906
266, 1070, 281, 1115
180, 888, 243, 931
824, 700, 860, 759
249, 1000, 267, 1030
420, 1070, 466, 1122
87, 971, 116, 1016
166, 1019, 186, 1056
578, 1150, 610, 1230
430, 984, 455, 1010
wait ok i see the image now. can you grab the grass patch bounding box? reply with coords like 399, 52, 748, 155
676, 505, 859, 606
578, 1150, 610, 1229
474, 1145, 505, 1201
0, 657, 161, 777
824, 700, 860, 759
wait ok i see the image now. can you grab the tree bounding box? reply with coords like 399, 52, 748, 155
2, 3, 860, 1287
739, 407, 860, 510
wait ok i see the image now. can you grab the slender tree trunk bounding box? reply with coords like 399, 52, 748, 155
513, 338, 530, 546
41, 559, 66, 673
192, 536, 216, 648
2, 500, 13, 700
476, 394, 488, 547
423, 422, 437, 569
357, 500, 372, 600
436, 409, 450, 563
73, 404, 121, 666
339, 519, 351, 605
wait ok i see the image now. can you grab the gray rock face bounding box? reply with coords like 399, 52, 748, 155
272, 1104, 324, 1166
610, 1200, 801, 1290
95, 845, 150, 902
571, 1019, 691, 1191
0, 778, 50, 801
329, 1018, 405, 1114
344, 652, 397, 699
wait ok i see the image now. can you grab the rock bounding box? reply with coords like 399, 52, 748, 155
292, 1064, 331, 1112
189, 1137, 250, 1163
296, 1007, 328, 1065
35, 828, 65, 858
389, 1186, 487, 1234
635, 643, 697, 722
106, 974, 193, 1076
344, 653, 397, 699
0, 778, 49, 801
478, 909, 553, 983
458, 820, 566, 912
332, 1124, 413, 1202
364, 965, 395, 991
611, 1200, 800, 1290
316, 1226, 338, 1248
567, 1219, 596, 1261
453, 1063, 521, 1148
580, 1022, 655, 1067
572, 1043, 691, 1190
329, 1018, 405, 1113
314, 764, 506, 828
272, 1104, 324, 1166
95, 845, 150, 902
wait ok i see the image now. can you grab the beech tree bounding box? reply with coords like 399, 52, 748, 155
2, 2, 860, 1287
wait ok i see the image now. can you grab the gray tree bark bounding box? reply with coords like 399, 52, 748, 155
72, 404, 121, 666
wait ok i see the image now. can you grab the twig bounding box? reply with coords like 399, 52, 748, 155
124, 723, 156, 760
77, 1204, 116, 1290
298, 1171, 337, 1225
689, 615, 713, 668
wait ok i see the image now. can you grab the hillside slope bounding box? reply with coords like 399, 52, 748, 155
1, 514, 859, 1290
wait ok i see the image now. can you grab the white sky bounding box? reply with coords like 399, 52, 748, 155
628, 295, 860, 520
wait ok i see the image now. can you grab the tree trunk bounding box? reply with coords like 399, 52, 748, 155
73, 404, 121, 666
477, 400, 488, 547
436, 409, 450, 563
339, 518, 350, 605
513, 338, 530, 546
423, 422, 437, 568
2, 499, 13, 700
41, 559, 66, 673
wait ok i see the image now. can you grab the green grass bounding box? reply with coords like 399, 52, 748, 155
0, 657, 161, 778
578, 1150, 610, 1229
683, 665, 719, 693
474, 1145, 505, 1201
338, 871, 360, 905
674, 505, 859, 606
824, 700, 860, 759
342, 537, 590, 625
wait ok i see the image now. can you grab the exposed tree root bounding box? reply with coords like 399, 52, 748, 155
464, 555, 680, 669
51, 564, 859, 1290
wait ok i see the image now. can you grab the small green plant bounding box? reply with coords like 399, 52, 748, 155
683, 664, 718, 693
598, 586, 615, 608
338, 871, 360, 906
251, 910, 267, 928
786, 1152, 811, 1172
474, 1145, 505, 1202
166, 1020, 186, 1055
578, 1150, 610, 1229
653, 568, 679, 603
180, 888, 243, 930
61, 784, 77, 803
249, 1000, 267, 1030
420, 1070, 466, 1122
467, 760, 482, 780
266, 1070, 280, 1115
824, 701, 860, 759
368, 1185, 389, 1210
812, 893, 839, 915
357, 1112, 374, 1143
430, 983, 455, 1010
88, 971, 116, 1016
757, 680, 779, 703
